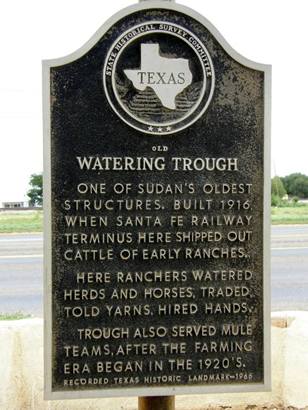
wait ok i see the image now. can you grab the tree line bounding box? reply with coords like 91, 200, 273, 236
27, 173, 42, 206
272, 173, 308, 205
26, 172, 308, 207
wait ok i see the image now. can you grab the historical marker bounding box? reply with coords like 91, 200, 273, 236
43, 0, 271, 400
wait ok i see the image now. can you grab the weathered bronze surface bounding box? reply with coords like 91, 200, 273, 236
45, 1, 269, 398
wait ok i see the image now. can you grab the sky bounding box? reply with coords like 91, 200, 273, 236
0, 0, 307, 201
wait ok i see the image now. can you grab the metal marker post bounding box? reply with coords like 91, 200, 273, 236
138, 396, 175, 410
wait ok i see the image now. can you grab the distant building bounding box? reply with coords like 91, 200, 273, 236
1, 201, 29, 209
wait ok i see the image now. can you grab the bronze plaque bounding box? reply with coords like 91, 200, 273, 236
43, 0, 271, 400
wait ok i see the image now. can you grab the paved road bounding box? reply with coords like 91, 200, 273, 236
271, 225, 308, 311
0, 226, 307, 316
0, 234, 43, 317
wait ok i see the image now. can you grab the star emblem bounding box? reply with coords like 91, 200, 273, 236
166, 126, 172, 131
148, 126, 154, 131
158, 127, 163, 132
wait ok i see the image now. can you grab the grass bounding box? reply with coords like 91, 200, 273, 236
271, 204, 308, 224
0, 312, 31, 320
0, 206, 307, 233
0, 210, 43, 233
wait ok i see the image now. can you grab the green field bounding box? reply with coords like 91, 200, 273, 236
0, 206, 308, 233
0, 312, 31, 320
271, 204, 308, 225
0, 210, 43, 233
